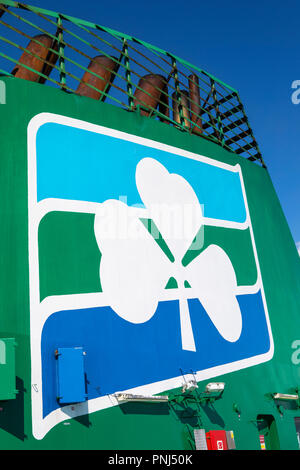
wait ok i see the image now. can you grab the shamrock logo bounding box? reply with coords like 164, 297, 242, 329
94, 158, 242, 351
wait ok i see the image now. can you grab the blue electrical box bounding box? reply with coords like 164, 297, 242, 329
55, 347, 87, 405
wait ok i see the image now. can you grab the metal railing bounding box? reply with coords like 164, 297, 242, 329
0, 1, 265, 166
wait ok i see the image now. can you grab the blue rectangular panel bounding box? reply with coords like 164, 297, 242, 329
56, 347, 86, 404
36, 122, 247, 223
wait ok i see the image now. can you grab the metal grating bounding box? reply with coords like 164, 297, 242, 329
194, 429, 208, 450
0, 1, 265, 166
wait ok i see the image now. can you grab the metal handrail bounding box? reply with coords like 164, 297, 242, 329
0, 1, 265, 166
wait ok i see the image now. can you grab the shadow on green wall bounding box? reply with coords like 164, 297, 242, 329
119, 402, 170, 415
0, 377, 26, 441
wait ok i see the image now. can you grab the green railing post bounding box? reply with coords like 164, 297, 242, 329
122, 39, 134, 110
57, 15, 66, 90
210, 78, 224, 146
171, 57, 185, 130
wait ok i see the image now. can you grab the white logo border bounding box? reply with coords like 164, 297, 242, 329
27, 113, 274, 440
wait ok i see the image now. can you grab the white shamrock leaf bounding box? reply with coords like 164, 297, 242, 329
136, 157, 203, 258
94, 158, 242, 351
185, 244, 242, 342
94, 199, 170, 324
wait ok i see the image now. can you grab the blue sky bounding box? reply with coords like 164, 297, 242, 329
17, 0, 300, 249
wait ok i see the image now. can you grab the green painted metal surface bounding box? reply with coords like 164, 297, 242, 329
0, 338, 17, 400
0, 76, 299, 449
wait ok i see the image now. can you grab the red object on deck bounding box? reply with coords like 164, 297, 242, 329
206, 430, 228, 450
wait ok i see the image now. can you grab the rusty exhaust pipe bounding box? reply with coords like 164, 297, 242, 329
12, 34, 58, 82
134, 74, 169, 120
76, 56, 119, 100
188, 74, 202, 134
172, 90, 190, 128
